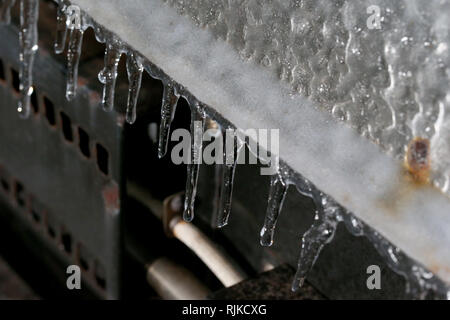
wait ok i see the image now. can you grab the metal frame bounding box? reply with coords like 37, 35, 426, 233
0, 21, 123, 299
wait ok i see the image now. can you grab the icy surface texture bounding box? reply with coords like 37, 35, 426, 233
164, 0, 450, 195
66, 0, 450, 296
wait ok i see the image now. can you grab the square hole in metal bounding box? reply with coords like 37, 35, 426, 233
96, 143, 109, 175
60, 111, 73, 142
43, 96, 56, 126
78, 127, 91, 158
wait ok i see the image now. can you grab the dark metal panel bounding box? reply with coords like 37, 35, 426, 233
195, 161, 408, 299
0, 23, 123, 298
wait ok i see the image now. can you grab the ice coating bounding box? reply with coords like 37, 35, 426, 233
125, 52, 143, 124
12, 0, 448, 297
158, 82, 179, 158
216, 159, 237, 228
17, 0, 39, 118
287, 175, 449, 298
215, 131, 245, 228
65, 25, 84, 101
54, 1, 67, 54
67, 0, 450, 296
162, 0, 450, 196
260, 172, 288, 246
344, 213, 450, 299
98, 43, 122, 112
183, 107, 205, 222
292, 193, 341, 290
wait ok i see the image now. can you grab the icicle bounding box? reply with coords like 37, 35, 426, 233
17, 0, 39, 118
158, 82, 179, 158
65, 27, 84, 101
211, 164, 223, 227
183, 107, 205, 222
215, 131, 242, 228
340, 208, 449, 298
260, 173, 288, 246
292, 193, 340, 291
54, 1, 67, 54
216, 161, 237, 228
363, 228, 443, 299
341, 211, 365, 237
98, 43, 121, 111
0, 0, 15, 24
125, 52, 143, 124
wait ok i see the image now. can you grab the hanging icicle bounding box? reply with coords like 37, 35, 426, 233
17, 0, 39, 118
215, 161, 237, 228
260, 172, 288, 246
292, 193, 340, 291
183, 106, 205, 222
98, 43, 122, 112
65, 5, 84, 101
40, 2, 449, 299
54, 0, 67, 54
158, 81, 179, 158
125, 52, 143, 124
215, 130, 244, 228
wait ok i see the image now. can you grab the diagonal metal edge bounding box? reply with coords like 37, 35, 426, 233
70, 0, 450, 285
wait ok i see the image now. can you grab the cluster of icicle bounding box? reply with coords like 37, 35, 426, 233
4, 0, 449, 299
261, 163, 449, 299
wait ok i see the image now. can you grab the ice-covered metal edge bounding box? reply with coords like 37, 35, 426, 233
67, 0, 450, 288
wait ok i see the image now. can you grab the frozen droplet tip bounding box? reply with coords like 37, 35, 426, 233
217, 221, 228, 228
157, 147, 167, 159
260, 236, 273, 247
291, 277, 305, 292
183, 207, 194, 222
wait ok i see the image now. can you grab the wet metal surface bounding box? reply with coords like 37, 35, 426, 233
0, 17, 123, 298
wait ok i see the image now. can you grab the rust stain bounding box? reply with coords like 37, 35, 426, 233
405, 137, 430, 185
102, 181, 120, 214
375, 137, 432, 217
429, 263, 450, 278
88, 90, 101, 105
77, 75, 88, 88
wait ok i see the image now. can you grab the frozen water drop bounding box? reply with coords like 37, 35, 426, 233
342, 213, 364, 236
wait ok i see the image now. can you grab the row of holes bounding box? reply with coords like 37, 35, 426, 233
0, 165, 107, 290
0, 58, 110, 176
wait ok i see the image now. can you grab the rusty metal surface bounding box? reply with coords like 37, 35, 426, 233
195, 163, 409, 299
2, 0, 447, 300
69, 0, 450, 291
0, 13, 123, 298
